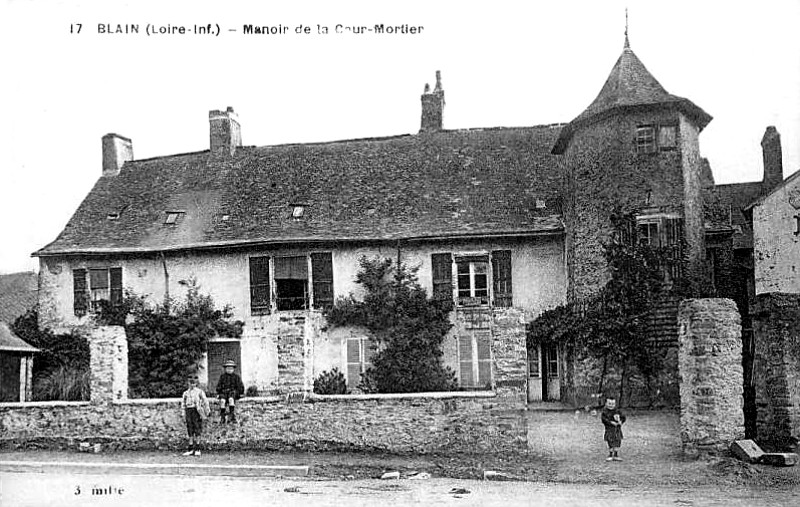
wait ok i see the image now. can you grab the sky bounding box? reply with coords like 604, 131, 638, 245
0, 0, 798, 274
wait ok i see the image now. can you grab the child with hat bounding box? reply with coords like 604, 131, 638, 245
216, 359, 244, 424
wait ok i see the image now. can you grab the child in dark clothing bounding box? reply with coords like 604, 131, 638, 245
601, 397, 627, 461
216, 359, 244, 424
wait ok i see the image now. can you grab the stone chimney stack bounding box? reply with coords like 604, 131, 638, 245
420, 71, 445, 132
102, 133, 133, 177
209, 107, 242, 156
761, 126, 783, 192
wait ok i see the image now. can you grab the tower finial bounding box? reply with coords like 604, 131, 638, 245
624, 7, 630, 49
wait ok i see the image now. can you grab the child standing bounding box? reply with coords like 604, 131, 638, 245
601, 396, 626, 461
181, 374, 210, 456
216, 359, 244, 424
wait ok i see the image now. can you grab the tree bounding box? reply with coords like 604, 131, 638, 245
529, 210, 701, 405
326, 256, 457, 393
98, 279, 243, 398
11, 309, 90, 401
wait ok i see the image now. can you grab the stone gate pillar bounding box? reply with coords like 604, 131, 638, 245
492, 309, 528, 407
678, 299, 744, 453
753, 293, 800, 449
89, 326, 129, 404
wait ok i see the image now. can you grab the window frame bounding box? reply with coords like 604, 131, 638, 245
636, 125, 656, 154
458, 331, 492, 389
455, 256, 490, 307
345, 337, 375, 388
274, 255, 310, 311
73, 266, 122, 316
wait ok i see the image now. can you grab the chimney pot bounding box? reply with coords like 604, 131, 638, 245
209, 107, 242, 156
420, 71, 445, 133
102, 133, 133, 177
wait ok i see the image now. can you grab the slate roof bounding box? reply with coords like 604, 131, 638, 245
703, 181, 766, 249
0, 272, 38, 324
0, 321, 38, 353
553, 43, 712, 154
35, 126, 566, 256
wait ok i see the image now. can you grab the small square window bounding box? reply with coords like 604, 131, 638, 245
636, 126, 656, 153
107, 212, 120, 220
291, 206, 305, 219
164, 211, 183, 225
658, 125, 677, 150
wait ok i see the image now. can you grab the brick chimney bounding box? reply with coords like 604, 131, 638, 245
209, 107, 242, 156
420, 71, 445, 132
761, 126, 783, 192
102, 133, 133, 177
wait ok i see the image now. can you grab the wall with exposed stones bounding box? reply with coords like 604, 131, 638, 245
753, 173, 800, 295
678, 299, 744, 453
752, 293, 800, 449
0, 321, 528, 453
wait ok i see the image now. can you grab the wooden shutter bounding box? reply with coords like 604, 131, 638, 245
476, 332, 492, 387
249, 256, 271, 315
346, 338, 361, 387
458, 335, 474, 386
491, 250, 512, 307
73, 268, 88, 317
110, 267, 123, 306
431, 253, 453, 301
664, 218, 684, 280
311, 252, 334, 310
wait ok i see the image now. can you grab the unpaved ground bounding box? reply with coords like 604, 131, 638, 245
1, 410, 797, 488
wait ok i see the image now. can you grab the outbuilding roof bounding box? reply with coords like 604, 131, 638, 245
0, 322, 38, 353
0, 272, 38, 324
35, 126, 566, 256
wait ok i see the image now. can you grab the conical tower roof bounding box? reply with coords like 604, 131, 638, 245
553, 39, 711, 154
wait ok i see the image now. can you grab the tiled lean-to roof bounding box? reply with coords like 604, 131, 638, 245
553, 42, 712, 154
0, 271, 38, 324
35, 126, 566, 256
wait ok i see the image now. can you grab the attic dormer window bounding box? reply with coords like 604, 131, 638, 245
107, 212, 120, 220
164, 211, 184, 225
291, 206, 305, 219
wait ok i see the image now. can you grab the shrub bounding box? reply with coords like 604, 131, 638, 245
33, 365, 90, 401
245, 385, 259, 397
313, 368, 348, 394
327, 256, 456, 393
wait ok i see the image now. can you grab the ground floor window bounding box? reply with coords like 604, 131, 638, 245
346, 337, 374, 388
458, 331, 491, 388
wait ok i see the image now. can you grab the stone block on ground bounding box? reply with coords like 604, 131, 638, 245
760, 453, 798, 467
483, 470, 512, 481
380, 471, 400, 480
730, 440, 764, 463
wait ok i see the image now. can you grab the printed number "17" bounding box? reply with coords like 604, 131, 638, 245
70, 24, 82, 34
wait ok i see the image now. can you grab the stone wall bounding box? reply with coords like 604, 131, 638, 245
88, 326, 128, 404
490, 308, 528, 406
0, 392, 526, 454
753, 293, 800, 449
678, 299, 744, 453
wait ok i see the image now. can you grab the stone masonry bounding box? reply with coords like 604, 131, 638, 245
88, 326, 128, 404
753, 293, 800, 449
678, 299, 744, 453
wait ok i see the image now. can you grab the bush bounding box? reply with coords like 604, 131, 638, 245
33, 365, 90, 401
313, 368, 348, 394
97, 279, 243, 398
245, 385, 259, 397
327, 257, 456, 393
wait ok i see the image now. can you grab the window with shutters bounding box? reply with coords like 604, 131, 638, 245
274, 256, 309, 310
249, 256, 271, 315
345, 337, 374, 388
636, 215, 684, 281
73, 267, 122, 316
456, 256, 489, 307
311, 252, 334, 310
491, 250, 512, 307
637, 124, 678, 153
431, 253, 453, 301
458, 332, 491, 388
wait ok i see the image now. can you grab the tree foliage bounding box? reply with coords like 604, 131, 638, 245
11, 309, 90, 401
327, 256, 457, 393
528, 210, 705, 402
98, 279, 243, 398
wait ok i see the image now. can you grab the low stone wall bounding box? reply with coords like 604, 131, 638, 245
0, 392, 526, 454
678, 298, 744, 453
753, 292, 800, 449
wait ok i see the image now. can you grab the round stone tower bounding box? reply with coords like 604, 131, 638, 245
552, 33, 712, 301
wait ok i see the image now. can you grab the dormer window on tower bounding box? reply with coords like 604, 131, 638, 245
637, 124, 678, 154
